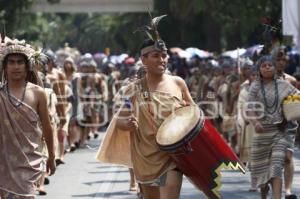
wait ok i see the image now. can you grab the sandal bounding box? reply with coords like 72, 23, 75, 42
44, 177, 50, 185
38, 190, 47, 195
129, 184, 137, 192
286, 194, 297, 199
55, 159, 65, 166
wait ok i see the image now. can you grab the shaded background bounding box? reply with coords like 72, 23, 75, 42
0, 0, 283, 55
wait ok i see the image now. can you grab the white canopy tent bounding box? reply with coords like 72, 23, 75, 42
282, 0, 300, 52
221, 48, 246, 59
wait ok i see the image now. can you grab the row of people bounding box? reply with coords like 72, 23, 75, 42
1, 18, 300, 199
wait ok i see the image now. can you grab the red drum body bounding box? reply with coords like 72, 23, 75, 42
156, 106, 245, 199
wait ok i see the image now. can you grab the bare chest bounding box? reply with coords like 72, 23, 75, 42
23, 90, 38, 112
9, 88, 38, 113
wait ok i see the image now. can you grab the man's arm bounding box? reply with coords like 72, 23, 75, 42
116, 105, 138, 131
98, 74, 108, 102
175, 76, 195, 105
52, 73, 67, 127
37, 88, 56, 175
58, 72, 67, 101
115, 85, 138, 132
101, 77, 109, 102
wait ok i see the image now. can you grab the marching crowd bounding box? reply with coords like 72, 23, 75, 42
1, 33, 300, 199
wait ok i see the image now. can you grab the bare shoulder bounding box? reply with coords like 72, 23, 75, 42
169, 74, 194, 104
27, 82, 46, 98
97, 73, 107, 80
55, 68, 66, 79
284, 73, 297, 85
170, 75, 187, 88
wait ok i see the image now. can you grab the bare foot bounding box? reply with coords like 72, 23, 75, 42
129, 183, 137, 191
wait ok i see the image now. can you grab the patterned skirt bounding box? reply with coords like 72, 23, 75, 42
249, 127, 289, 188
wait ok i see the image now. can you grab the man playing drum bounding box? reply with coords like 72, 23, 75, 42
96, 14, 245, 199
115, 16, 194, 199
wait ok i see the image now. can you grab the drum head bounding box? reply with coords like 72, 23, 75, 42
156, 105, 202, 146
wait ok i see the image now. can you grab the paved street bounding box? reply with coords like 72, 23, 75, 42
38, 133, 300, 199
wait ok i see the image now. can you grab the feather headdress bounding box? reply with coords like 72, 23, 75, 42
135, 13, 168, 55
0, 39, 44, 86
0, 39, 35, 72
28, 48, 49, 69
1, 23, 5, 44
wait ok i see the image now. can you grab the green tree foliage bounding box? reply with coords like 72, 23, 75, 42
1, 0, 283, 54
155, 0, 282, 51
9, 12, 149, 54
0, 0, 36, 35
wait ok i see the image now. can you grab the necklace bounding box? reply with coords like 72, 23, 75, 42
6, 81, 28, 108
260, 79, 279, 115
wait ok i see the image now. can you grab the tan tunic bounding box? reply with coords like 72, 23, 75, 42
131, 90, 182, 182
97, 79, 183, 183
